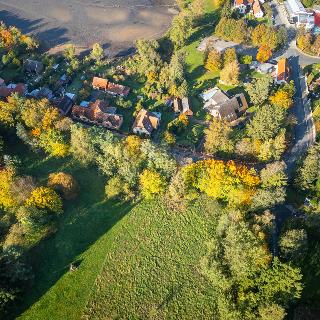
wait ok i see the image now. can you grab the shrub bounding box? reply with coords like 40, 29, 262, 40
26, 187, 63, 214
48, 172, 78, 200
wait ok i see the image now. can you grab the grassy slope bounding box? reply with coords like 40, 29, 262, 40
83, 197, 222, 320
8, 145, 132, 320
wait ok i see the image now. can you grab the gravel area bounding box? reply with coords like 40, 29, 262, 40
0, 0, 177, 56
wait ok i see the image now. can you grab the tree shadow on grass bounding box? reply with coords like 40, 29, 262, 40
9, 155, 134, 319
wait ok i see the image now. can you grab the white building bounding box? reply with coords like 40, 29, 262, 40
285, 0, 315, 29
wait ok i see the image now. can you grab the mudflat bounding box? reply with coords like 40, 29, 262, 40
0, 0, 177, 55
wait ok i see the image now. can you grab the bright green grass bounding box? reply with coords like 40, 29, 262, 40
83, 197, 222, 320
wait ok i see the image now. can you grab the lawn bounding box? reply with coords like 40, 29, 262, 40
83, 197, 222, 320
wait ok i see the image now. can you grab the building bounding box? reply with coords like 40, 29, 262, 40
257, 62, 276, 74
24, 59, 44, 74
233, 0, 254, 14
173, 97, 193, 116
92, 77, 130, 97
72, 99, 123, 130
275, 58, 290, 84
0, 83, 26, 98
52, 94, 76, 115
132, 108, 161, 136
252, 0, 264, 18
285, 0, 315, 29
201, 87, 248, 122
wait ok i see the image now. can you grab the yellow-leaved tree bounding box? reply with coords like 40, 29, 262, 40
26, 186, 63, 214
182, 160, 260, 207
139, 169, 166, 199
0, 168, 16, 210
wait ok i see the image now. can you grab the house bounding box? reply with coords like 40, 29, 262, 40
92, 77, 130, 97
202, 87, 248, 122
252, 0, 264, 18
173, 97, 193, 116
53, 94, 75, 115
72, 99, 123, 130
275, 58, 290, 84
233, 0, 254, 14
132, 108, 161, 136
257, 62, 276, 74
24, 59, 44, 74
0, 83, 26, 98
284, 0, 315, 29
28, 87, 53, 99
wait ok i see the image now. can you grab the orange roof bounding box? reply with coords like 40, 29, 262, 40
235, 0, 253, 6
253, 0, 262, 15
133, 108, 159, 134
277, 58, 289, 82
92, 77, 108, 89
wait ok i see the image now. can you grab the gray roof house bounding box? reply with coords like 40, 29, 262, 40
201, 87, 248, 122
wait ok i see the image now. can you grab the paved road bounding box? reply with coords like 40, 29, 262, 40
271, 0, 320, 66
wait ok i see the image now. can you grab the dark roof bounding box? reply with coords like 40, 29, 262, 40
57, 96, 74, 115
25, 59, 44, 74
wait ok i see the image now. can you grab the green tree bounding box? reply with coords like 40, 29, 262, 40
70, 124, 96, 165
223, 48, 237, 66
169, 11, 193, 48
247, 105, 285, 141
246, 76, 273, 105
90, 43, 104, 64
279, 229, 308, 264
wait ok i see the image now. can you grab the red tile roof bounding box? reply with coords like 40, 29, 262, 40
0, 83, 25, 98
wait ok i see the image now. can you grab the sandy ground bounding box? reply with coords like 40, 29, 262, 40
0, 0, 177, 56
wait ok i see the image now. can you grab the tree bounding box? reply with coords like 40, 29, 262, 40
139, 169, 166, 199
204, 119, 234, 154
90, 43, 104, 64
105, 177, 124, 199
0, 168, 16, 210
246, 76, 272, 105
135, 39, 163, 75
269, 89, 293, 110
215, 17, 248, 43
183, 160, 260, 206
169, 11, 193, 48
251, 24, 278, 50
223, 48, 237, 66
48, 172, 78, 200
63, 44, 76, 61
260, 162, 287, 188
205, 49, 222, 72
279, 229, 308, 263
26, 187, 63, 214
70, 124, 96, 165
220, 60, 239, 85
251, 187, 286, 210
10, 176, 36, 206
256, 46, 272, 63
247, 105, 285, 141
295, 144, 320, 191
258, 304, 286, 320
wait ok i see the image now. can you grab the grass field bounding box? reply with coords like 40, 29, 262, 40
83, 197, 222, 320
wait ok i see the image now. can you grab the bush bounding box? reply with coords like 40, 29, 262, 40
26, 187, 63, 214
105, 177, 123, 199
48, 172, 78, 200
